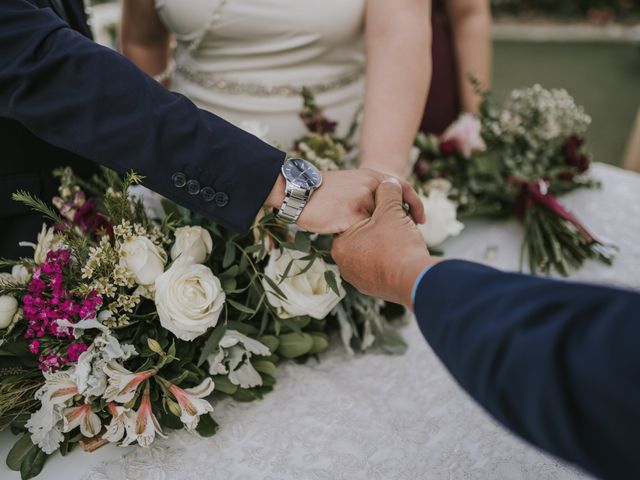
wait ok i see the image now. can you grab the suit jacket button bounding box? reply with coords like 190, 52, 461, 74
201, 186, 216, 202
214, 192, 229, 207
172, 172, 187, 188
186, 179, 201, 195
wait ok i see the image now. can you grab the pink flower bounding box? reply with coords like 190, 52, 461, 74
66, 342, 88, 363
104, 361, 156, 403
29, 340, 40, 354
103, 403, 135, 444
157, 377, 214, 430
122, 383, 166, 448
62, 404, 102, 438
441, 113, 487, 159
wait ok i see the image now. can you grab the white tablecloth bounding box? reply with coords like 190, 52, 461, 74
1, 163, 638, 480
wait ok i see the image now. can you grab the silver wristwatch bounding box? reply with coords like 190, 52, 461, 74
276, 158, 323, 224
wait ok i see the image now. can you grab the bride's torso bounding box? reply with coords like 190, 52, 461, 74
156, 0, 366, 149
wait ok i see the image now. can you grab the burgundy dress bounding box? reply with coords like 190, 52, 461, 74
421, 0, 460, 135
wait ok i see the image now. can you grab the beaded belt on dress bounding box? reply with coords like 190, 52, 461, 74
174, 63, 364, 97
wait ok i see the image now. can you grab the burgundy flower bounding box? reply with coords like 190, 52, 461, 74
563, 135, 590, 173
74, 198, 112, 235
559, 171, 575, 182
439, 139, 458, 156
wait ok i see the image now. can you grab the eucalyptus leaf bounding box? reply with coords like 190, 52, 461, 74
222, 241, 236, 269
227, 299, 256, 315
324, 270, 341, 296
293, 231, 311, 253
262, 275, 287, 301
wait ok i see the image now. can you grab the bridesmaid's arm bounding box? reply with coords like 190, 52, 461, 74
120, 0, 172, 85
446, 0, 492, 114
359, 0, 432, 178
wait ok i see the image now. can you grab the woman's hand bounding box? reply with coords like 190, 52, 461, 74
265, 169, 425, 234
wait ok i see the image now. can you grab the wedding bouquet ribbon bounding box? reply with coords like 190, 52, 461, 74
509, 176, 594, 243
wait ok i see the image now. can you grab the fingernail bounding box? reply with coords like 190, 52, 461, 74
383, 177, 401, 185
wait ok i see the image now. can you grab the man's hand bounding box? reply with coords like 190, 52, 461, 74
331, 178, 439, 308
266, 169, 425, 234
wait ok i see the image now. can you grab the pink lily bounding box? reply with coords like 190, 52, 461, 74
158, 377, 214, 430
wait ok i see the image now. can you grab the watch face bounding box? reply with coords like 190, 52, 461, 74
282, 158, 322, 189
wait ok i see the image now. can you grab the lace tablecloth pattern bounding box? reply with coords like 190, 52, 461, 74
1, 163, 637, 480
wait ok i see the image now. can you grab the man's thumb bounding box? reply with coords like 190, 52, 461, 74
374, 177, 403, 214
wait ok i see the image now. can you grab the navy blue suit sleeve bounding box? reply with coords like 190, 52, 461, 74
414, 260, 640, 479
0, 0, 285, 233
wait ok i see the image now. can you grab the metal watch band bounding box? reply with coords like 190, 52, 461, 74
277, 183, 310, 223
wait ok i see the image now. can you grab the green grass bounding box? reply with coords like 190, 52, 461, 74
492, 41, 640, 165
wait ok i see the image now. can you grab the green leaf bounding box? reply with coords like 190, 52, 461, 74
212, 375, 238, 395
293, 231, 311, 253
168, 370, 191, 386
245, 244, 262, 254
7, 433, 33, 471
324, 270, 341, 296
220, 265, 239, 279
19, 444, 48, 480
280, 317, 304, 336
197, 324, 227, 367
195, 414, 219, 437
232, 388, 263, 403
278, 259, 295, 285
262, 275, 287, 301
260, 373, 276, 387
222, 277, 237, 293
222, 241, 236, 269
227, 299, 257, 315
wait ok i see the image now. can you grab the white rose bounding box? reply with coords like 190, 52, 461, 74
19, 223, 58, 264
0, 295, 19, 329
262, 249, 345, 320
155, 257, 225, 341
119, 236, 167, 286
170, 226, 213, 265
417, 191, 464, 247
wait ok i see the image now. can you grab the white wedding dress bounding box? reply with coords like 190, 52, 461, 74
156, 0, 366, 148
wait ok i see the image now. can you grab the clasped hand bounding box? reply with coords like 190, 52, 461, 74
267, 168, 425, 234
